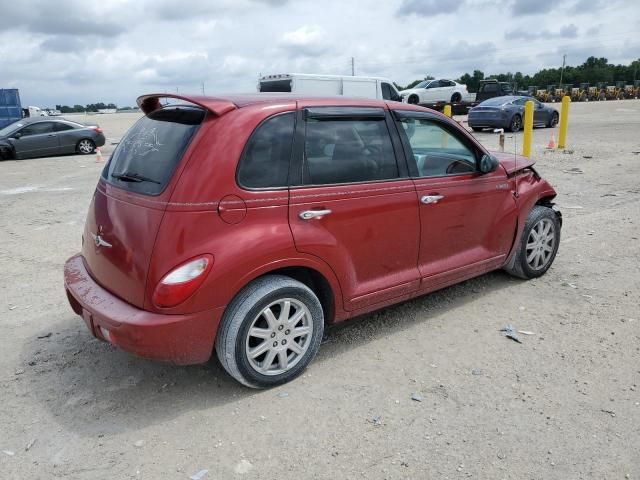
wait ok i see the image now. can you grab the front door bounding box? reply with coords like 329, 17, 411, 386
14, 122, 60, 158
289, 106, 421, 311
393, 111, 517, 290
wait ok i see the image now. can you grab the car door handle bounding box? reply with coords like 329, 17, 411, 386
421, 195, 444, 205
47, 134, 57, 137
299, 209, 332, 220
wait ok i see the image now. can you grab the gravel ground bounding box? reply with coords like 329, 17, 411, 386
1, 100, 639, 479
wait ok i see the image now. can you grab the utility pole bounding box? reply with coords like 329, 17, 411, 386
559, 54, 566, 86
201, 82, 205, 95
351, 57, 355, 76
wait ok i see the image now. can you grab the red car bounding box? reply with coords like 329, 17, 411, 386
64, 93, 561, 388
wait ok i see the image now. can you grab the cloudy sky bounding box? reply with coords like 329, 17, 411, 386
0, 0, 638, 108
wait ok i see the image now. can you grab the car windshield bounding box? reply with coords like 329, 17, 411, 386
102, 105, 205, 195
479, 97, 513, 106
0, 121, 25, 137
414, 80, 432, 89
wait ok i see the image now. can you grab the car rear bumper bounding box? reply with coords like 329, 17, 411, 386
64, 254, 223, 365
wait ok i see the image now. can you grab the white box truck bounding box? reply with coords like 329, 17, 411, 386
258, 73, 402, 102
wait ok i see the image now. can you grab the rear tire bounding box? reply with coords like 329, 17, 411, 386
548, 112, 559, 128
77, 139, 96, 155
509, 114, 522, 132
215, 275, 324, 389
504, 206, 561, 279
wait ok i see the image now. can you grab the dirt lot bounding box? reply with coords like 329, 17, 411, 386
1, 101, 639, 479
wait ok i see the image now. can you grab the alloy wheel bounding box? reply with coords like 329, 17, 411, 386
525, 218, 556, 270
78, 139, 94, 154
245, 298, 313, 376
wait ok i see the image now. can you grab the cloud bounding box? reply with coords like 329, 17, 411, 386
0, 1, 125, 37
279, 26, 329, 57
511, 0, 555, 15
505, 24, 579, 40
396, 0, 465, 17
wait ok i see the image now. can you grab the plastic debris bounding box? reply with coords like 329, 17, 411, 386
371, 416, 383, 426
234, 459, 253, 474
500, 325, 522, 343
411, 393, 423, 402
2, 450, 15, 456
133, 440, 144, 448
37, 332, 52, 339
25, 439, 36, 451
518, 330, 536, 336
276, 392, 289, 398
190, 469, 208, 480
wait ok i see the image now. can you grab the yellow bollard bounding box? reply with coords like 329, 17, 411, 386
441, 105, 452, 148
558, 96, 570, 149
522, 100, 534, 158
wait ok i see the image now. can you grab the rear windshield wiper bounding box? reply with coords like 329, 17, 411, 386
111, 171, 161, 184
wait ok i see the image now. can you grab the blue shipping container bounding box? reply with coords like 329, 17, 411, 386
0, 89, 23, 129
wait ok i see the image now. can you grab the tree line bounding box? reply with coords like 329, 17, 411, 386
398, 56, 640, 93
53, 103, 137, 113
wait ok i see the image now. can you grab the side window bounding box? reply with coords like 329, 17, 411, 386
426, 81, 440, 89
440, 80, 454, 87
237, 112, 295, 189
501, 83, 512, 92
513, 98, 527, 106
397, 117, 477, 177
54, 123, 75, 132
381, 83, 393, 100
303, 118, 398, 185
20, 122, 55, 136
482, 83, 497, 93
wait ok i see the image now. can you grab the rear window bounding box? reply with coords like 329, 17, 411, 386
103, 106, 205, 195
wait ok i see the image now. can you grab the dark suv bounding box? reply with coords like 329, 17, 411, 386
64, 94, 561, 388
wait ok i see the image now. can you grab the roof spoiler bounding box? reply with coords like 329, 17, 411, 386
136, 94, 237, 117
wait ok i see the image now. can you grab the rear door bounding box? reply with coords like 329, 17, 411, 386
393, 110, 517, 289
289, 106, 421, 311
15, 122, 59, 158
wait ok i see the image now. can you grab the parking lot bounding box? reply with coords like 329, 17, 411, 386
1, 100, 639, 479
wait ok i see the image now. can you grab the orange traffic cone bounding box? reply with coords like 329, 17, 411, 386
95, 147, 104, 163
546, 133, 557, 149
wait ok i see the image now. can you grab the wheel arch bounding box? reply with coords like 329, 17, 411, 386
225, 258, 344, 325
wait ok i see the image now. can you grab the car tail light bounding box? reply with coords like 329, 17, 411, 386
93, 127, 103, 134
152, 255, 213, 308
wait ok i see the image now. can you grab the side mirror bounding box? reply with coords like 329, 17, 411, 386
13, 132, 22, 140
480, 154, 499, 174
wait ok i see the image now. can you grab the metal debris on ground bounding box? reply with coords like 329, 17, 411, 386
37, 332, 52, 339
500, 324, 522, 343
517, 330, 536, 336
563, 167, 584, 174
25, 439, 36, 451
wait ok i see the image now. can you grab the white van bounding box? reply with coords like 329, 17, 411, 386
258, 73, 403, 102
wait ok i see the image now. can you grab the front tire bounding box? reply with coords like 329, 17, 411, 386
407, 95, 419, 105
451, 92, 462, 103
215, 275, 324, 388
77, 139, 96, 154
504, 206, 561, 279
548, 112, 559, 128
